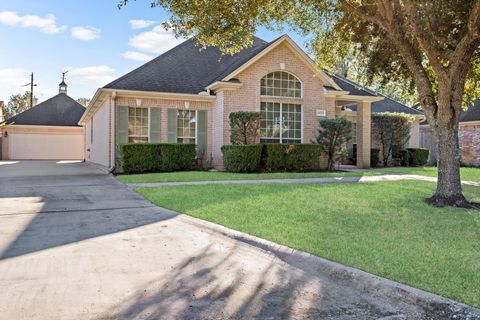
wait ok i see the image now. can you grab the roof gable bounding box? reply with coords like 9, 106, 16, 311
5, 94, 86, 126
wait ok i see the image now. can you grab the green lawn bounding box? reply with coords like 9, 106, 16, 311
117, 170, 379, 184
373, 166, 480, 182
136, 181, 480, 307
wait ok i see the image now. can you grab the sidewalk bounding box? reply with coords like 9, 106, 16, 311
128, 173, 480, 188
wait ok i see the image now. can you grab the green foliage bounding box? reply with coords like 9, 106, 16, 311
221, 144, 263, 172
372, 113, 414, 166
264, 144, 323, 172
221, 144, 323, 172
400, 150, 409, 166
229, 111, 261, 145
370, 148, 380, 167
120, 143, 196, 174
407, 148, 430, 167
315, 118, 353, 171
76, 98, 91, 107
6, 91, 31, 118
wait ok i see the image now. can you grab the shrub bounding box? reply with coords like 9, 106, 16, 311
264, 144, 323, 171
229, 111, 261, 145
372, 113, 414, 166
407, 148, 429, 166
221, 144, 263, 172
120, 143, 196, 174
400, 150, 409, 166
315, 118, 353, 171
371, 148, 380, 167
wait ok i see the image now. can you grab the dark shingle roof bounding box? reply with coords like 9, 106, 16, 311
460, 98, 480, 122
331, 74, 377, 97
104, 37, 272, 94
332, 74, 422, 115
5, 94, 85, 126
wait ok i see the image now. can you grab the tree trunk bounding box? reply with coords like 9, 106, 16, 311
427, 107, 469, 207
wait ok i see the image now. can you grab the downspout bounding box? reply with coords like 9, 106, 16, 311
108, 91, 117, 172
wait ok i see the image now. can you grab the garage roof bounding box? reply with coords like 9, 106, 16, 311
5, 94, 85, 127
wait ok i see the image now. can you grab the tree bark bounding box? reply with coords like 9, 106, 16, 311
427, 100, 469, 207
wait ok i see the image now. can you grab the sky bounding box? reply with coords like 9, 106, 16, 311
0, 0, 308, 104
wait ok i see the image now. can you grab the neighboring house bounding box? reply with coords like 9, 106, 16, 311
1, 80, 85, 160
0, 101, 5, 123
80, 35, 386, 170
331, 74, 425, 158
420, 99, 480, 166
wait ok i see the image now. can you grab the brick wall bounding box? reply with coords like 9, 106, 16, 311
212, 42, 332, 168
459, 123, 480, 166
114, 96, 214, 166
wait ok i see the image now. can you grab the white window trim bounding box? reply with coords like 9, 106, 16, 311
128, 106, 149, 141
260, 102, 303, 144
260, 70, 304, 99
177, 109, 197, 143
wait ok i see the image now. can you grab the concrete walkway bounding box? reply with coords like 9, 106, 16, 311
128, 174, 480, 188
1, 161, 479, 320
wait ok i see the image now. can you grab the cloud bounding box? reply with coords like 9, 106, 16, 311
71, 26, 101, 41
66, 66, 115, 86
128, 25, 184, 54
129, 19, 156, 30
122, 51, 154, 62
0, 11, 67, 34
0, 68, 57, 102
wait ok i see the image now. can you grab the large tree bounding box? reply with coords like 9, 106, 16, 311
6, 91, 31, 119
119, 0, 480, 207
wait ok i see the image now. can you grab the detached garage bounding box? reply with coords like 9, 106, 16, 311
1, 81, 85, 160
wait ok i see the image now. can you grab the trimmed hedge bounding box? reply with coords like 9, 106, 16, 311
120, 143, 197, 174
407, 148, 429, 166
221, 144, 263, 172
221, 144, 323, 172
371, 148, 380, 167
264, 144, 323, 171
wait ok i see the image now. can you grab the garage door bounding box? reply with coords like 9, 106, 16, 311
8, 131, 84, 160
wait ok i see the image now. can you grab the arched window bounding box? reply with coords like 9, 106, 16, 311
260, 71, 301, 98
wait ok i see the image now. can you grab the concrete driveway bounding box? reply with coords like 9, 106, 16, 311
0, 161, 478, 320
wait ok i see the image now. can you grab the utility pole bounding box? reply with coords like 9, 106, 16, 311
22, 72, 37, 108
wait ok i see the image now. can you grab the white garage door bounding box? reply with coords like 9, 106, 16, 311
9, 132, 84, 160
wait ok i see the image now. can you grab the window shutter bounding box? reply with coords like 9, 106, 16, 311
196, 110, 207, 158
149, 107, 161, 142
167, 109, 178, 143
116, 105, 128, 144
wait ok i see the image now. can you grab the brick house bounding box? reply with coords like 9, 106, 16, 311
80, 35, 386, 170
420, 99, 480, 166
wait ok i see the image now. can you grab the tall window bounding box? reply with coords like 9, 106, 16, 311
177, 110, 196, 143
128, 107, 148, 143
260, 102, 301, 143
260, 71, 301, 98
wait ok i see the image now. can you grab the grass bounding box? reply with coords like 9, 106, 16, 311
136, 181, 480, 307
117, 170, 380, 184
373, 166, 480, 182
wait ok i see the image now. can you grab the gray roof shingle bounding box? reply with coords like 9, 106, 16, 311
5, 94, 85, 126
104, 37, 272, 94
460, 98, 480, 122
332, 74, 422, 115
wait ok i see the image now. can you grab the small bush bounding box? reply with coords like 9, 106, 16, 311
264, 144, 323, 171
120, 143, 196, 174
221, 144, 263, 172
229, 111, 261, 145
371, 148, 380, 167
315, 118, 353, 171
407, 148, 429, 166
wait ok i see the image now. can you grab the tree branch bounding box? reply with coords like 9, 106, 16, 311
449, 0, 480, 76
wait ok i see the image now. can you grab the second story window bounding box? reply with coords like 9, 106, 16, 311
260, 71, 302, 98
